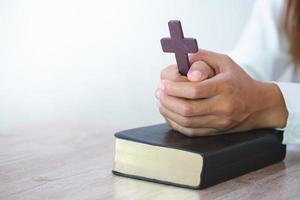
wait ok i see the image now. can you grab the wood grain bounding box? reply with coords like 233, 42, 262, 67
1, 122, 300, 200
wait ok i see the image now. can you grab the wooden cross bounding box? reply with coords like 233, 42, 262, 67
161, 20, 198, 75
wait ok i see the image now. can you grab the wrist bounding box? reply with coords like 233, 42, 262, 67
253, 81, 288, 129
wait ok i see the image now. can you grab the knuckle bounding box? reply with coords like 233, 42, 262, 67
221, 54, 235, 67
189, 86, 201, 99
226, 54, 234, 62
222, 54, 233, 63
219, 119, 234, 130
222, 101, 234, 116
180, 117, 193, 127
223, 54, 231, 60
181, 103, 193, 116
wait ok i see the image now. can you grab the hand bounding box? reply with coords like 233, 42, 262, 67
160, 60, 215, 82
157, 49, 288, 136
157, 58, 216, 134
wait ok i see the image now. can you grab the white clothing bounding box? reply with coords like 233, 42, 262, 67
229, 0, 300, 144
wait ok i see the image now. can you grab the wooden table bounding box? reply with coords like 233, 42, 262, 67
1, 122, 300, 200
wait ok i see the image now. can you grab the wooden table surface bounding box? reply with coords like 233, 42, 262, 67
1, 122, 300, 200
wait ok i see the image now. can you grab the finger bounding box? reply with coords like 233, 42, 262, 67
165, 118, 218, 137
157, 100, 177, 130
189, 49, 226, 73
160, 64, 188, 82
159, 93, 217, 116
187, 60, 215, 82
158, 102, 220, 128
164, 116, 175, 129
162, 79, 218, 99
220, 117, 253, 134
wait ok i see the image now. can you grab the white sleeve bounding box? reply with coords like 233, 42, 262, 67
228, 0, 284, 81
228, 0, 300, 144
275, 82, 300, 144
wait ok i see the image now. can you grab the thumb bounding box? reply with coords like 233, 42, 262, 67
189, 49, 224, 73
187, 60, 215, 82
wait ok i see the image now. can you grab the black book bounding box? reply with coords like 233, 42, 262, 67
112, 123, 286, 189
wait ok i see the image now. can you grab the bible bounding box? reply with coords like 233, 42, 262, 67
112, 123, 286, 189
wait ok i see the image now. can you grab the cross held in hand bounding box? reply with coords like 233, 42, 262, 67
161, 20, 198, 75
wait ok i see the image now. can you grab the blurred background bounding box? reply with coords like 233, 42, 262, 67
0, 0, 254, 131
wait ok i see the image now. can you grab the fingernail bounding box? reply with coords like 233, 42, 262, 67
158, 81, 165, 91
191, 70, 202, 80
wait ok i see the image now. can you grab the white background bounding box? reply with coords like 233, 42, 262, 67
0, 0, 254, 131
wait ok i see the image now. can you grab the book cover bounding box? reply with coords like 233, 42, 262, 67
112, 123, 286, 189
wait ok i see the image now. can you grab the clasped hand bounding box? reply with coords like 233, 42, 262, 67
156, 49, 288, 136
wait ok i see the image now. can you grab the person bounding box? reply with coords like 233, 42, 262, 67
156, 0, 300, 144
